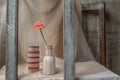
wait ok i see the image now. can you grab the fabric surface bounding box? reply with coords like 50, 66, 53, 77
0, 0, 96, 65
18, 0, 96, 62
18, 0, 63, 62
0, 58, 119, 80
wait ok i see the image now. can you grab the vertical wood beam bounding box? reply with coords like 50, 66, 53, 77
64, 0, 75, 80
99, 3, 106, 66
6, 0, 18, 80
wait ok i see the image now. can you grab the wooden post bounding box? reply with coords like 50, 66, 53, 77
64, 0, 75, 80
6, 0, 18, 80
99, 3, 106, 66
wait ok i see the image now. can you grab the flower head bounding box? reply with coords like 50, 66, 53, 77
33, 20, 45, 30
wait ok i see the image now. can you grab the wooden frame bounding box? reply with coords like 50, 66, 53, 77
82, 2, 106, 66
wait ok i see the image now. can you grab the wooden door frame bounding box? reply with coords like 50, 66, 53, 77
82, 2, 106, 66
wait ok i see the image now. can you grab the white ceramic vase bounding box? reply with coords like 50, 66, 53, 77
43, 45, 56, 75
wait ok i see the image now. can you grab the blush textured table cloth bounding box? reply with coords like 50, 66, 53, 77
0, 58, 119, 80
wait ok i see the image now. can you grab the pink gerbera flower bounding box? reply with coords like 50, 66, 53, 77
33, 20, 47, 45
33, 20, 45, 30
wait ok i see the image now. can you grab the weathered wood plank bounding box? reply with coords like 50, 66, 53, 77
6, 0, 18, 80
82, 2, 104, 11
99, 4, 106, 66
64, 0, 75, 80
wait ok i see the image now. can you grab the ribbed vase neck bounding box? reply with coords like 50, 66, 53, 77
45, 45, 53, 56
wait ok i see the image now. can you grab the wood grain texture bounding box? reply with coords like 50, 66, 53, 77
99, 5, 106, 66
6, 0, 19, 80
64, 0, 75, 80
82, 2, 104, 11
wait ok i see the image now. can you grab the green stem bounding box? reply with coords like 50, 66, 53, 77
39, 29, 47, 45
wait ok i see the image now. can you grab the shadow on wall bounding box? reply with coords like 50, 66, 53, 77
0, 0, 6, 68
105, 1, 120, 75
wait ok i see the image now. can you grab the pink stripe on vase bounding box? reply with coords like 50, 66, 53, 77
28, 53, 39, 57
28, 63, 39, 67
27, 58, 39, 62
28, 46, 39, 48
28, 57, 39, 58
28, 51, 40, 53
28, 62, 39, 64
